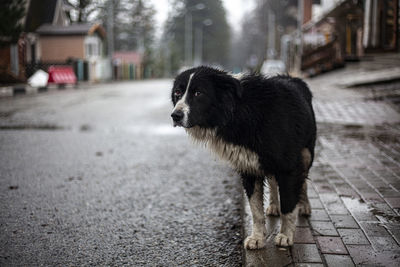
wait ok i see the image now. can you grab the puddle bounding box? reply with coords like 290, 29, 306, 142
101, 92, 121, 98
342, 196, 400, 223
0, 110, 18, 118
344, 124, 363, 130
0, 124, 64, 131
125, 124, 185, 136
318, 122, 400, 143
80, 124, 92, 132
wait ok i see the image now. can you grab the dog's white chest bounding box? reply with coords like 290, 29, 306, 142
187, 127, 262, 175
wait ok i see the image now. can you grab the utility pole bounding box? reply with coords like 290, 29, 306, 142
184, 11, 193, 67
107, 0, 114, 80
267, 9, 276, 59
184, 3, 205, 67
295, 0, 304, 76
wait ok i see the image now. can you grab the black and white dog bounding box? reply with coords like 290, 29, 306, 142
170, 66, 316, 249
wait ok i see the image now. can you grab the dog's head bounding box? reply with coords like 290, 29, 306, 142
170, 66, 243, 128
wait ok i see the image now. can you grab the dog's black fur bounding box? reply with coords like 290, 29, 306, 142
171, 66, 316, 247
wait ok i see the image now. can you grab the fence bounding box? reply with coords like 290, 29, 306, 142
113, 63, 143, 80
25, 58, 112, 82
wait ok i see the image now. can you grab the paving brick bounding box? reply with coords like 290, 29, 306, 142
309, 209, 330, 221
377, 187, 400, 197
330, 215, 359, 229
307, 184, 319, 198
385, 223, 400, 245
310, 221, 338, 236
370, 235, 399, 250
295, 264, 324, 267
319, 194, 349, 215
292, 244, 323, 263
360, 192, 385, 204
334, 184, 359, 198
295, 227, 315, 244
351, 211, 378, 222
385, 197, 400, 209
391, 182, 400, 191
316, 236, 347, 254
313, 182, 336, 194
359, 222, 391, 237
309, 198, 324, 209
323, 254, 355, 267
346, 245, 400, 267
297, 216, 310, 227
337, 168, 357, 179
338, 229, 370, 245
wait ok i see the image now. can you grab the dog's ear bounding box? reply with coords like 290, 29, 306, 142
213, 73, 243, 99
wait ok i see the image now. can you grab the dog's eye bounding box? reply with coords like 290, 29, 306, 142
194, 91, 202, 97
174, 91, 182, 97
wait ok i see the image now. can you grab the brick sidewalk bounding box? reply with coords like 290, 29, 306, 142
243, 67, 400, 266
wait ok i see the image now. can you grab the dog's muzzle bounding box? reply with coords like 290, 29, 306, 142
171, 110, 184, 127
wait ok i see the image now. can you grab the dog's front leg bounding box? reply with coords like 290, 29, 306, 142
274, 175, 299, 247
266, 176, 280, 216
242, 175, 266, 249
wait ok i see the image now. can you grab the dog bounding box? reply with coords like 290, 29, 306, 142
170, 66, 316, 249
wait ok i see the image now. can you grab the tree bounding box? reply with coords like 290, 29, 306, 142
162, 0, 231, 73
230, 0, 298, 71
0, 0, 26, 46
128, 0, 156, 75
95, 0, 156, 77
96, 0, 155, 52
66, 0, 98, 23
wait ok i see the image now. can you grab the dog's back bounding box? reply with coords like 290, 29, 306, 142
220, 74, 316, 174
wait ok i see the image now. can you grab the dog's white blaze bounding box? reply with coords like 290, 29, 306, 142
186, 126, 262, 175
172, 73, 195, 127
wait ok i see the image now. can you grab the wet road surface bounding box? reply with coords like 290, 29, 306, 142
0, 81, 242, 266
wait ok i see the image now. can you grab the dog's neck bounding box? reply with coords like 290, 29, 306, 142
185, 126, 217, 143
185, 126, 263, 176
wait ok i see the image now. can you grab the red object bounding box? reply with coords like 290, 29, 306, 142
47, 66, 77, 84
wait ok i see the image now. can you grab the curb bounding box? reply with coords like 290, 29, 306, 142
337, 67, 400, 88
0, 84, 82, 98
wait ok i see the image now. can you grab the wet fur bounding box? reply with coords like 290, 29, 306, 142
171, 66, 317, 248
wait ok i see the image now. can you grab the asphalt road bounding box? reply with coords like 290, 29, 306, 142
0, 81, 242, 266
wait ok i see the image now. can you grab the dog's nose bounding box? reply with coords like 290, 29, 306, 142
171, 110, 184, 122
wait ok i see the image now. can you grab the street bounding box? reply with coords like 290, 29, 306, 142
0, 81, 242, 266
2, 65, 400, 266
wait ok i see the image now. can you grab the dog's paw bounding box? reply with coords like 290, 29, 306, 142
266, 204, 280, 216
274, 233, 293, 247
298, 202, 311, 216
244, 235, 266, 249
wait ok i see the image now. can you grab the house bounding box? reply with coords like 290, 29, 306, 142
36, 23, 109, 81
0, 0, 70, 83
112, 51, 143, 80
285, 0, 399, 75
24, 0, 71, 66
0, 0, 111, 84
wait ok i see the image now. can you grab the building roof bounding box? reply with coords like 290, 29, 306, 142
36, 23, 106, 38
113, 51, 143, 65
25, 0, 66, 32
